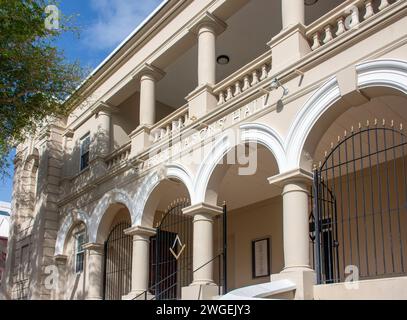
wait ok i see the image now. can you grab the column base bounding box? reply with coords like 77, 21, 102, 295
129, 125, 152, 157
268, 23, 311, 75
271, 269, 316, 300
89, 156, 108, 179
181, 283, 220, 300
122, 291, 154, 301
185, 84, 218, 120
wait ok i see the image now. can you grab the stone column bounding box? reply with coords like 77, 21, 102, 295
187, 13, 226, 120
54, 255, 68, 300
93, 103, 117, 158
269, 169, 315, 300
198, 22, 216, 86
268, 1, 310, 74
282, 0, 305, 30
139, 73, 156, 127
182, 202, 223, 300
281, 182, 311, 271
123, 225, 156, 300
137, 64, 165, 128
130, 64, 165, 157
83, 243, 104, 300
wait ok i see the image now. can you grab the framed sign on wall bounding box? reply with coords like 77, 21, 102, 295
252, 237, 271, 278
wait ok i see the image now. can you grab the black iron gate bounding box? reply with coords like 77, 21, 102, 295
150, 198, 193, 300
310, 182, 340, 284
313, 121, 407, 284
146, 199, 227, 300
103, 221, 132, 300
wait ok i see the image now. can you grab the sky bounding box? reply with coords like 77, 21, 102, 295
0, 0, 163, 203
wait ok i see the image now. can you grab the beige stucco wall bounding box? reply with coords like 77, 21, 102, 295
212, 197, 284, 291
314, 276, 407, 300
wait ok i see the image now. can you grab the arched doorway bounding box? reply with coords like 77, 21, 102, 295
203, 141, 283, 291
140, 176, 194, 300
103, 221, 132, 300
306, 88, 407, 284
150, 198, 193, 300
96, 203, 132, 300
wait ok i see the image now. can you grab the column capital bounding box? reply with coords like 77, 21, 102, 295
182, 202, 223, 218
124, 225, 157, 237
82, 242, 104, 253
189, 12, 227, 36
92, 101, 119, 116
268, 168, 313, 188
132, 63, 165, 82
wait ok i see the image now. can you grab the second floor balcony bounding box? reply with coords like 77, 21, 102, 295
59, 0, 405, 198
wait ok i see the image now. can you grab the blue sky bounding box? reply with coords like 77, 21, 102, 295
0, 0, 163, 203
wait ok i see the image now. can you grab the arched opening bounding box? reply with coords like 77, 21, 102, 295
96, 203, 132, 300
205, 142, 283, 291
304, 86, 407, 284
142, 178, 192, 300
63, 221, 87, 300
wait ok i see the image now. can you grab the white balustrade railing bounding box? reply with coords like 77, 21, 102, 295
151, 104, 189, 143
307, 0, 399, 51
105, 142, 131, 170
214, 51, 272, 106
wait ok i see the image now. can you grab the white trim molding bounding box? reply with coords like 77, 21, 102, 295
55, 210, 89, 256
285, 76, 341, 171
193, 123, 286, 204
286, 58, 407, 171
357, 59, 407, 94
133, 163, 194, 226
88, 189, 135, 243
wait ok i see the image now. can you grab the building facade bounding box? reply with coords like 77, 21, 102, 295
3, 0, 407, 300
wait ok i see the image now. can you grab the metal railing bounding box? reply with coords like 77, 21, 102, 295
133, 253, 225, 301
312, 121, 407, 284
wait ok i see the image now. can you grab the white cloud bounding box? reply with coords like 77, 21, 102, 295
84, 0, 162, 51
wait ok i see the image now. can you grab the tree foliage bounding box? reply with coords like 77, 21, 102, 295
0, 0, 84, 176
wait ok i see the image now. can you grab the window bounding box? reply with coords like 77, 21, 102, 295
75, 232, 85, 273
80, 133, 90, 171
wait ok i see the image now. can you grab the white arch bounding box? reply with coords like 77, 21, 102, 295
285, 76, 341, 170
193, 123, 286, 204
132, 163, 194, 226
88, 189, 135, 243
357, 59, 407, 93
240, 123, 287, 171
286, 59, 407, 170
55, 210, 89, 256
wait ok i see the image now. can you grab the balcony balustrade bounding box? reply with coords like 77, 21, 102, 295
214, 51, 272, 107
105, 143, 131, 171
150, 104, 190, 144
64, 0, 405, 189
307, 0, 399, 51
